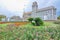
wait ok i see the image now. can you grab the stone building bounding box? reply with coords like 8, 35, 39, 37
23, 1, 57, 21
10, 16, 22, 21
23, 12, 32, 21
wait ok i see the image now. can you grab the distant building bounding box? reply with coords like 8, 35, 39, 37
23, 12, 32, 21
0, 15, 7, 22
23, 1, 57, 21
0, 15, 23, 22
10, 16, 22, 21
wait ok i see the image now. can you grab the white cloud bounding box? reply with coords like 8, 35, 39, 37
45, 0, 57, 6
0, 0, 30, 17
0, 0, 30, 12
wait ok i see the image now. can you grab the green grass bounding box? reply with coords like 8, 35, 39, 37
44, 21, 58, 27
0, 21, 60, 40
0, 24, 8, 28
0, 24, 7, 26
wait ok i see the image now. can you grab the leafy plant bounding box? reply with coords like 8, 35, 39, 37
28, 17, 44, 26
31, 21, 35, 26
57, 16, 60, 20
28, 18, 33, 23
54, 21, 60, 24
34, 17, 44, 26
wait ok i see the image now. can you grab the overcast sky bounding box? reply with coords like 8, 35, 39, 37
0, 0, 60, 18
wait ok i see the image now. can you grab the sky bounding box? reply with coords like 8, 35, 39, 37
0, 0, 60, 18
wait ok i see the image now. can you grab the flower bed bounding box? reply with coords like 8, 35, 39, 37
14, 22, 29, 26
0, 22, 29, 26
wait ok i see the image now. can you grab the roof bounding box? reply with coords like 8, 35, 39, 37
23, 6, 56, 15
24, 12, 32, 15
37, 6, 56, 12
10, 16, 22, 20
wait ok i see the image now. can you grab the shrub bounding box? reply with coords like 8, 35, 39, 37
31, 21, 35, 26
54, 21, 60, 24
57, 16, 60, 20
34, 17, 44, 26
28, 18, 33, 23
28, 17, 44, 26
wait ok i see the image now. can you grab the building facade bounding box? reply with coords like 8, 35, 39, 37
23, 1, 57, 21
23, 12, 32, 21
10, 16, 22, 21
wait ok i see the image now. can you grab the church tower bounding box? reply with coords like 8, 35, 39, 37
32, 1, 38, 12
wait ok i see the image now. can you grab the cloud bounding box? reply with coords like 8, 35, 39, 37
0, 0, 30, 17
0, 0, 30, 12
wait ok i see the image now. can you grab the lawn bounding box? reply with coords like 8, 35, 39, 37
0, 21, 60, 40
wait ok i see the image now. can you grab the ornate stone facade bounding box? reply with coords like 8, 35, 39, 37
23, 1, 57, 21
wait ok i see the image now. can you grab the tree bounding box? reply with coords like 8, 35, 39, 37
28, 18, 33, 23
